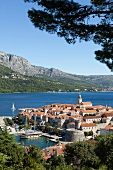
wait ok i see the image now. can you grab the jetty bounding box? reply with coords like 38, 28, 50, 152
42, 133, 62, 142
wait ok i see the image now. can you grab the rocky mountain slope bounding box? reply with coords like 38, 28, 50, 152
0, 51, 78, 79
0, 50, 113, 90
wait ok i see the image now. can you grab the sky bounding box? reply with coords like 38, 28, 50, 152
0, 0, 112, 75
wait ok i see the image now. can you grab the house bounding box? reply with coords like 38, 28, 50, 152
81, 123, 97, 133
33, 111, 44, 121
83, 116, 101, 123
101, 112, 113, 120
101, 117, 110, 123
79, 109, 97, 116
41, 143, 65, 160
100, 125, 113, 136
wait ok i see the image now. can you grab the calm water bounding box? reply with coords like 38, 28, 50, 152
14, 135, 56, 149
0, 92, 113, 117
1, 92, 113, 148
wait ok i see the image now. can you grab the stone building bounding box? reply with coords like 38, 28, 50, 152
65, 128, 85, 142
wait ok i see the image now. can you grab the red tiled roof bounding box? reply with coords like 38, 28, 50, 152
81, 102, 92, 105
80, 110, 97, 113
82, 123, 97, 127
84, 116, 101, 119
103, 125, 111, 130
34, 111, 44, 115
103, 112, 113, 117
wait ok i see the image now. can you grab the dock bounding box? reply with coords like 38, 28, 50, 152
42, 133, 62, 141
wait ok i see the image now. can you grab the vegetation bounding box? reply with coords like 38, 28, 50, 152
84, 131, 93, 137
0, 64, 96, 93
1, 130, 113, 169
4, 118, 14, 126
1, 63, 113, 93
24, 0, 113, 70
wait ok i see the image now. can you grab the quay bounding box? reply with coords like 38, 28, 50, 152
42, 133, 62, 142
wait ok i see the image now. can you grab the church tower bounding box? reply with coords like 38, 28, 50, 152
78, 94, 82, 104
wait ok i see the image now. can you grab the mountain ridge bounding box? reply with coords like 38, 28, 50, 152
0, 50, 78, 78
0, 50, 113, 91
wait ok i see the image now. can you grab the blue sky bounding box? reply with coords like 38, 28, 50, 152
0, 0, 112, 75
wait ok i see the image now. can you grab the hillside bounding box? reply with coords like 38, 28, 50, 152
0, 64, 93, 93
0, 50, 113, 92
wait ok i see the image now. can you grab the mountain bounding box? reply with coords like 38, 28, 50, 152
0, 50, 113, 92
0, 51, 78, 78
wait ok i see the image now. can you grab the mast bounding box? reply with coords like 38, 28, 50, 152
34, 114, 36, 131
11, 103, 15, 111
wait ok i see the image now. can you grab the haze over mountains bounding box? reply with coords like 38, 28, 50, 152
0, 50, 113, 91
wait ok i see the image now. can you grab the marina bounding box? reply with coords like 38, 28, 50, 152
14, 135, 56, 149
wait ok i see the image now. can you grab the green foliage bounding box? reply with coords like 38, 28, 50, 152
24, 0, 113, 70
84, 131, 93, 137
64, 141, 99, 169
0, 131, 26, 170
0, 131, 45, 170
50, 155, 66, 169
95, 134, 113, 170
28, 145, 45, 164
1, 64, 113, 92
0, 153, 13, 170
94, 134, 104, 142
0, 64, 91, 93
1, 130, 113, 170
4, 118, 14, 126
23, 155, 45, 170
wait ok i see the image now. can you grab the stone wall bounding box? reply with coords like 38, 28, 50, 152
65, 128, 85, 142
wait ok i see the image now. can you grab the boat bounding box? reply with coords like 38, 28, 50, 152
11, 103, 16, 111
19, 130, 42, 139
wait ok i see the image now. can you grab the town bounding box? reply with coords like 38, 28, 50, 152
1, 94, 113, 160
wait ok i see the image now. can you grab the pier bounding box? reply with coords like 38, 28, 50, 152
42, 133, 62, 142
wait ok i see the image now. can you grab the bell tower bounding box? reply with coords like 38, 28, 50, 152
78, 94, 82, 104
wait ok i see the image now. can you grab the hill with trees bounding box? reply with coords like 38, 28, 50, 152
1, 50, 113, 92
1, 55, 113, 92
0, 63, 96, 93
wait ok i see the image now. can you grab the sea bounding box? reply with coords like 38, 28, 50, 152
0, 92, 113, 117
1, 92, 113, 148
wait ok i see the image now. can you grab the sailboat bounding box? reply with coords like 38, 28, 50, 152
11, 103, 16, 111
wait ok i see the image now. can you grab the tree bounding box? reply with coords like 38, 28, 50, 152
0, 153, 14, 170
47, 155, 74, 170
24, 0, 113, 70
95, 134, 113, 170
50, 155, 66, 169
0, 131, 46, 170
28, 145, 45, 164
23, 155, 45, 170
0, 131, 26, 170
64, 141, 99, 169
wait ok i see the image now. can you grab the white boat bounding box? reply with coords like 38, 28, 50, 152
11, 103, 16, 111
19, 130, 42, 139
